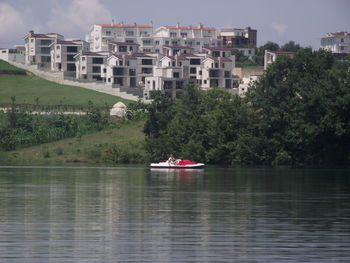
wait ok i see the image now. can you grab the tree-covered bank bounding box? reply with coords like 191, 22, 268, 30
144, 49, 350, 166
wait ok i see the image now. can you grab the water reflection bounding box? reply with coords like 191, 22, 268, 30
0, 166, 349, 262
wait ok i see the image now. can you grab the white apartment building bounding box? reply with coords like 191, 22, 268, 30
74, 51, 108, 81
153, 23, 221, 53
86, 23, 153, 52
24, 30, 64, 68
50, 39, 89, 75
0, 47, 25, 63
321, 32, 350, 54
101, 52, 156, 87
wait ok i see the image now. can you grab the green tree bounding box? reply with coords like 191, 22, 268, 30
280, 41, 302, 52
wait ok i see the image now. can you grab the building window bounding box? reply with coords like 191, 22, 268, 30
199, 70, 202, 75
30, 39, 34, 43
126, 31, 134, 36
103, 68, 107, 73
170, 32, 177, 37
82, 57, 85, 61
165, 41, 169, 45
155, 40, 160, 46
56, 46, 60, 49
341, 38, 344, 43
106, 31, 111, 36
119, 46, 127, 52
92, 57, 103, 64
143, 40, 152, 46
173, 72, 180, 78
67, 46, 78, 52
40, 39, 52, 45
82, 66, 85, 70
172, 61, 176, 67
190, 67, 197, 74
56, 55, 60, 58
92, 66, 100, 73
204, 80, 207, 84
190, 59, 201, 65
181, 33, 187, 38
142, 59, 153, 65
196, 42, 200, 45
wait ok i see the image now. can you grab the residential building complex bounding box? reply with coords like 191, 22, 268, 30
321, 32, 350, 54
7, 23, 260, 99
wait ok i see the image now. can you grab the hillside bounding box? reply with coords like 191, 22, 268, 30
0, 59, 131, 107
2, 120, 147, 165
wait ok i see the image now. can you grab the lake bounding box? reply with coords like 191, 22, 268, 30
0, 166, 349, 262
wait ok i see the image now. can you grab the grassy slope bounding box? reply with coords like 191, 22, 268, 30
0, 59, 130, 106
0, 59, 23, 70
4, 120, 146, 165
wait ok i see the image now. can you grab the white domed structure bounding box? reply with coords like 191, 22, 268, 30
110, 102, 127, 119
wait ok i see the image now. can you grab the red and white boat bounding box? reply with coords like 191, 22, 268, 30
150, 160, 205, 169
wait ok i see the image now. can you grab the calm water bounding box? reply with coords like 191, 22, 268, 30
0, 166, 349, 262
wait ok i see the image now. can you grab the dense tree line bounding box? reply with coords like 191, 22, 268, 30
0, 104, 110, 151
144, 49, 350, 166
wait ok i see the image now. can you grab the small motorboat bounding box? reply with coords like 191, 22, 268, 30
150, 160, 205, 169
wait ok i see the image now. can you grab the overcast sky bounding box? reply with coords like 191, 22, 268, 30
0, 0, 349, 49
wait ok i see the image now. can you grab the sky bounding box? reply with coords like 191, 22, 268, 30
0, 0, 349, 49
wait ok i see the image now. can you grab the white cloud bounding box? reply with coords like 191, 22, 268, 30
271, 22, 288, 35
47, 0, 112, 37
0, 3, 26, 39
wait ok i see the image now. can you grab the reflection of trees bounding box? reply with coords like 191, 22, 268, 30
0, 167, 349, 260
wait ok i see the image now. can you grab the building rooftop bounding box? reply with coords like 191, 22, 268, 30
97, 24, 152, 29
324, 32, 350, 37
163, 25, 216, 31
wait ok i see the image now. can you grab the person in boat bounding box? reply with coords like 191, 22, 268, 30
167, 154, 176, 164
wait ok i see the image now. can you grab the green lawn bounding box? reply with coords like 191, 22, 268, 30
0, 59, 131, 107
0, 59, 23, 71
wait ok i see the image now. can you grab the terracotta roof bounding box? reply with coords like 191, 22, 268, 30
164, 26, 216, 31
109, 41, 140, 46
327, 32, 350, 37
97, 24, 152, 28
31, 34, 53, 38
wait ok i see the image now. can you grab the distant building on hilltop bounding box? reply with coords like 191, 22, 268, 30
321, 32, 350, 54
